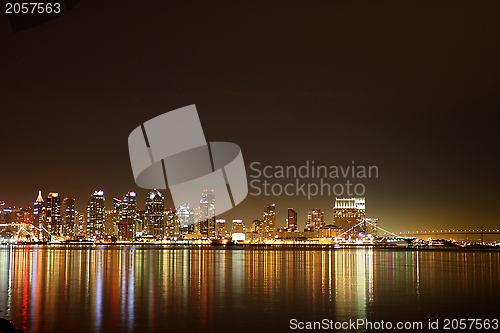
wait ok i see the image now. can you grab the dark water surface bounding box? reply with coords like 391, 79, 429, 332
0, 245, 498, 332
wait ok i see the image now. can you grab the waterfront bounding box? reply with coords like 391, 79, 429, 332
0, 246, 498, 332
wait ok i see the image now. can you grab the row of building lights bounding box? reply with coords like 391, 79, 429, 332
402, 229, 500, 233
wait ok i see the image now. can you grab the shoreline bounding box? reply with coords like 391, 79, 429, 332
2, 243, 499, 250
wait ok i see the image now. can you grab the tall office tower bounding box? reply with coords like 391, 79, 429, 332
75, 212, 85, 236
112, 197, 122, 213
215, 219, 227, 239
104, 210, 119, 236
117, 191, 137, 240
87, 190, 105, 239
33, 191, 45, 228
262, 203, 276, 238
232, 219, 245, 234
164, 209, 180, 239
120, 192, 137, 223
117, 221, 135, 241
196, 190, 216, 238
62, 198, 76, 238
332, 197, 366, 238
145, 189, 165, 237
306, 208, 325, 232
46, 192, 62, 238
286, 208, 297, 231
176, 204, 195, 234
110, 197, 122, 234
135, 210, 146, 233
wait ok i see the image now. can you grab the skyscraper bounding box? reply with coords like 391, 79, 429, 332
75, 212, 85, 236
117, 191, 137, 240
164, 209, 180, 239
135, 210, 146, 234
46, 192, 61, 238
262, 203, 276, 238
87, 190, 105, 239
119, 192, 137, 223
332, 197, 366, 237
196, 190, 216, 238
112, 197, 122, 213
117, 221, 135, 241
145, 189, 165, 237
215, 219, 227, 239
177, 204, 195, 234
62, 197, 76, 238
286, 208, 297, 231
306, 208, 325, 232
33, 191, 45, 228
231, 219, 245, 234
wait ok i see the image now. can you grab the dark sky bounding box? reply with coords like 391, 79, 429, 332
1, 1, 498, 233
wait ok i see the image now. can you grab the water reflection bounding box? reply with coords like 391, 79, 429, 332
0, 246, 498, 332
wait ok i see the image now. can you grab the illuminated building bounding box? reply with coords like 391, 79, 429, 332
276, 230, 317, 239
1, 207, 12, 223
286, 208, 297, 231
251, 219, 263, 233
75, 212, 85, 235
165, 209, 180, 239
46, 192, 62, 238
262, 203, 276, 238
362, 217, 379, 237
9, 208, 22, 223
0, 201, 5, 223
117, 191, 137, 240
33, 191, 45, 228
87, 190, 105, 239
332, 197, 366, 238
215, 219, 227, 239
62, 198, 76, 238
119, 192, 137, 223
145, 189, 165, 237
306, 208, 324, 232
12, 207, 32, 224
196, 190, 216, 238
231, 219, 245, 234
177, 204, 195, 234
23, 207, 34, 224
117, 221, 135, 241
135, 210, 146, 233
319, 224, 343, 238
104, 210, 118, 236
112, 197, 122, 213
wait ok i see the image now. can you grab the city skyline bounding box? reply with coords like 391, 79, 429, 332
2, 190, 376, 233
2, 188, 498, 245
1, 186, 498, 233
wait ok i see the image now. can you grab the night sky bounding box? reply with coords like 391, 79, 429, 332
1, 1, 498, 233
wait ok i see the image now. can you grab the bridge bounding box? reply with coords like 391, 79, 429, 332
400, 229, 500, 236
341, 221, 499, 242
339, 219, 415, 240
